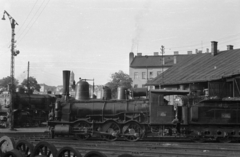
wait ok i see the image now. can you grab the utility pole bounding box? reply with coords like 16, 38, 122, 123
2, 10, 20, 130
160, 46, 165, 89
27, 61, 30, 93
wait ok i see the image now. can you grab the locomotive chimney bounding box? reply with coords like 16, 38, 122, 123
62, 70, 71, 99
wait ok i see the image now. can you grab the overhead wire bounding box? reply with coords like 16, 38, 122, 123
18, 0, 51, 43
16, 0, 39, 37
17, 0, 46, 42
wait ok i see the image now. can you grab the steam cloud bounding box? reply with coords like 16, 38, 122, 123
131, 1, 151, 52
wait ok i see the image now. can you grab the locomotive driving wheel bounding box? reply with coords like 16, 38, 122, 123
73, 121, 91, 140
31, 141, 57, 157
122, 122, 144, 142
57, 147, 82, 157
16, 140, 34, 157
100, 121, 120, 141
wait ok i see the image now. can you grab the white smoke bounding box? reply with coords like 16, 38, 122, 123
131, 1, 151, 52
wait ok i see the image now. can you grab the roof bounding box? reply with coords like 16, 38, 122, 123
147, 49, 240, 85
130, 55, 189, 68
150, 89, 189, 95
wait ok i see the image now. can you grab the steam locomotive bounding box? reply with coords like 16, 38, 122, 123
48, 70, 240, 142
0, 92, 55, 127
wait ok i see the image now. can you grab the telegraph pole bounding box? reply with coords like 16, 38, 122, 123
2, 10, 19, 130
27, 61, 30, 93
160, 46, 165, 89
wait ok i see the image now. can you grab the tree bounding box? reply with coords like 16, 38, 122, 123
20, 76, 41, 93
105, 70, 132, 99
0, 76, 19, 93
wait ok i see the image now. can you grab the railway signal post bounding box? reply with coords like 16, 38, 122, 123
2, 10, 19, 130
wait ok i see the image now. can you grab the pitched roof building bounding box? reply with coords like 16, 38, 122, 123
146, 41, 240, 98
129, 52, 190, 88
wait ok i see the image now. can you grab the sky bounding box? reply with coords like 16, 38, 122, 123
0, 0, 240, 86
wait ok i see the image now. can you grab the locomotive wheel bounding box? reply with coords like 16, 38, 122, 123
3, 149, 25, 157
57, 147, 82, 157
31, 141, 58, 157
0, 136, 16, 155
84, 151, 107, 157
73, 121, 91, 140
122, 122, 144, 142
101, 121, 120, 141
217, 137, 231, 143
16, 140, 34, 157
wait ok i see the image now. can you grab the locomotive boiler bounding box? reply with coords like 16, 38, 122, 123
48, 70, 240, 143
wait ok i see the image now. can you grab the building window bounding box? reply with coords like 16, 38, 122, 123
142, 72, 146, 79
149, 72, 153, 79
134, 72, 138, 79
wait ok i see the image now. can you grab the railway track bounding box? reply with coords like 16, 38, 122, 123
1, 131, 240, 157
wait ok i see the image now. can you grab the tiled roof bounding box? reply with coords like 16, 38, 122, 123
146, 49, 240, 85
130, 55, 189, 68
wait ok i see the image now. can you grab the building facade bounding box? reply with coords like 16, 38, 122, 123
129, 52, 190, 89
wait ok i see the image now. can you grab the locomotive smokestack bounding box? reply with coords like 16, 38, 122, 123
62, 70, 71, 97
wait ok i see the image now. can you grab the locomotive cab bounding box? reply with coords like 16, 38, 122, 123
149, 90, 189, 125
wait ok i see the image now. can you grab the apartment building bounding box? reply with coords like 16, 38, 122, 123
129, 52, 190, 89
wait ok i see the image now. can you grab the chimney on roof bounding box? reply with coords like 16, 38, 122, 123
174, 51, 179, 55
195, 49, 198, 54
129, 52, 134, 65
211, 41, 218, 56
154, 52, 159, 56
206, 48, 209, 53
137, 53, 142, 56
187, 51, 192, 55
227, 45, 234, 50
173, 56, 177, 64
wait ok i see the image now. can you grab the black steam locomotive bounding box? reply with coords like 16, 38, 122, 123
0, 92, 55, 127
48, 70, 240, 142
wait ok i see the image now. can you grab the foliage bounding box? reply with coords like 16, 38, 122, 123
20, 76, 41, 92
105, 70, 132, 99
0, 76, 19, 93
